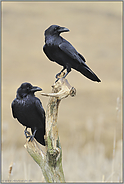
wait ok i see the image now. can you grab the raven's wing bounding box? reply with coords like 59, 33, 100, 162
11, 100, 17, 118
43, 44, 55, 61
34, 98, 45, 123
31, 98, 45, 145
59, 40, 86, 63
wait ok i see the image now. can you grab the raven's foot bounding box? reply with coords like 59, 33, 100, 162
28, 135, 34, 142
55, 72, 61, 79
55, 72, 61, 83
55, 72, 66, 83
28, 129, 37, 142
24, 127, 30, 138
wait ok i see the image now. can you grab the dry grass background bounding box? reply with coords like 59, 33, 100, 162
1, 2, 122, 182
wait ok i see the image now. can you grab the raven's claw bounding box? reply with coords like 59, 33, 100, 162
55, 78, 60, 83
28, 135, 34, 142
55, 72, 61, 79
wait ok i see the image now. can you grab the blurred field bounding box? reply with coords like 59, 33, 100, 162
2, 2, 122, 182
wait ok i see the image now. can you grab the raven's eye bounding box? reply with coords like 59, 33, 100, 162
54, 26, 59, 31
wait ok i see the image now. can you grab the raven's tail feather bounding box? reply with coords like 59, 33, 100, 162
78, 64, 101, 82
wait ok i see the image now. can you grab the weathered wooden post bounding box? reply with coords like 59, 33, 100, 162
24, 74, 76, 182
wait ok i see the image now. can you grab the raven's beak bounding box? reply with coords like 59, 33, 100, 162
31, 86, 42, 92
58, 26, 69, 33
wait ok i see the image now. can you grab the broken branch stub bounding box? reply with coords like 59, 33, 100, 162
41, 78, 76, 99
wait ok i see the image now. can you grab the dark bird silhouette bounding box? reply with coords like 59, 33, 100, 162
43, 25, 101, 82
11, 82, 45, 146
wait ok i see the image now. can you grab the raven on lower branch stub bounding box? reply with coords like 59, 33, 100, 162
43, 25, 101, 82
11, 82, 46, 146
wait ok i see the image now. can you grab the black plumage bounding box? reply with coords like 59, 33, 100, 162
11, 82, 45, 146
43, 25, 101, 82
